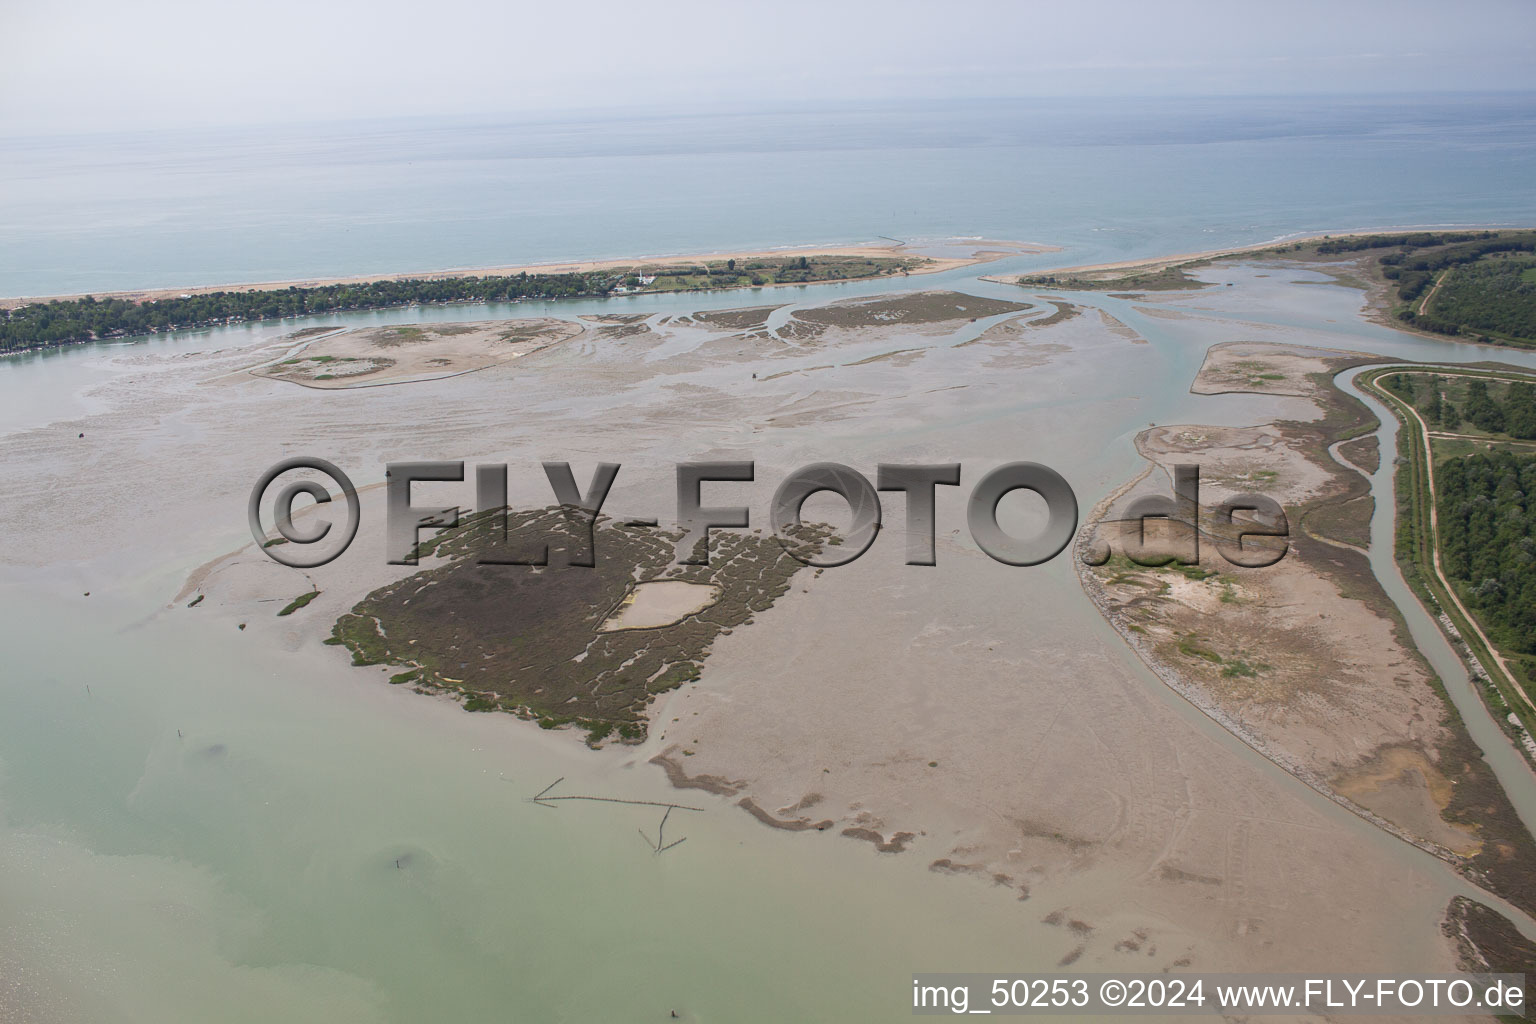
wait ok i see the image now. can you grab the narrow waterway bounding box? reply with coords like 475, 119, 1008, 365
1340, 367, 1536, 831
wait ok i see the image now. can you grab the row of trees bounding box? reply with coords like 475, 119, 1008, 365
1315, 230, 1497, 255
0, 271, 624, 353
1369, 233, 1536, 343
1459, 378, 1535, 436
1437, 451, 1536, 665
1310, 230, 1536, 343
1385, 373, 1464, 429
1383, 373, 1536, 438
2, 254, 904, 354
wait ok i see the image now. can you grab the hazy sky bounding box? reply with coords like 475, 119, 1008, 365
3, 0, 1535, 135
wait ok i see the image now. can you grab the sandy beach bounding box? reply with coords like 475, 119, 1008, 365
989, 227, 1521, 281
0, 238, 1058, 308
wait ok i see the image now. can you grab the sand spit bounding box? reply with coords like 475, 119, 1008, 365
1010, 228, 1497, 280
2, 238, 1058, 308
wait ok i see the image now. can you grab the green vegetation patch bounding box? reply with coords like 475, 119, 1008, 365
1018, 264, 1211, 292
0, 255, 920, 354
1176, 634, 1223, 664
1029, 300, 1080, 328
628, 255, 919, 295
792, 291, 1027, 330
1308, 230, 1536, 346
1305, 494, 1374, 549
689, 305, 784, 331
1338, 434, 1381, 475
277, 590, 320, 616
329, 507, 824, 744
1437, 450, 1536, 670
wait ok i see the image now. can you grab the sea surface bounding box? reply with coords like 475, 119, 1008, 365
3, 94, 1536, 297
4, 96, 1536, 1022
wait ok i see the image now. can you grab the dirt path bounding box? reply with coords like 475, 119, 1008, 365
1427, 430, 1536, 448
1376, 368, 1536, 715
1417, 268, 1452, 317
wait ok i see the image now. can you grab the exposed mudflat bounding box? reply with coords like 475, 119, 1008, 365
8, 267, 1517, 983
252, 319, 582, 388
1078, 339, 1536, 913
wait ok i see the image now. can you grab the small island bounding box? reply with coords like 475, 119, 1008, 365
327, 506, 826, 747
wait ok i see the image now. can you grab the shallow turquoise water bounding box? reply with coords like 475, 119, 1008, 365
0, 579, 1066, 1022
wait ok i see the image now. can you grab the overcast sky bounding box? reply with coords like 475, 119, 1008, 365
3, 0, 1535, 135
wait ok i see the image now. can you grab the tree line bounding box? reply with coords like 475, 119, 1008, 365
1306, 231, 1536, 344
0, 271, 621, 353
1437, 450, 1536, 673
1383, 236, 1536, 307
1315, 231, 1498, 255
1425, 259, 1536, 341
1384, 373, 1536, 437
1, 253, 905, 354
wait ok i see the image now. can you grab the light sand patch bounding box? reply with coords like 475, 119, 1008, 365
1085, 498, 1468, 859
252, 318, 582, 388
1334, 747, 1480, 856
1004, 229, 1437, 281
982, 344, 1070, 371
956, 303, 1079, 348
843, 348, 924, 368
1133, 306, 1193, 321
764, 389, 881, 427
959, 313, 1033, 346
599, 580, 722, 632
1192, 341, 1373, 398
1134, 424, 1332, 505
1099, 309, 1146, 343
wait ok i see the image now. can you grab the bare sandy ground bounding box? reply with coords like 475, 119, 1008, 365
1189, 341, 1361, 398
1077, 344, 1490, 863
1004, 228, 1500, 281
600, 581, 722, 632
3, 283, 1489, 982
249, 319, 583, 389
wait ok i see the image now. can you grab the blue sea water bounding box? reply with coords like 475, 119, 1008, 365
3, 93, 1535, 297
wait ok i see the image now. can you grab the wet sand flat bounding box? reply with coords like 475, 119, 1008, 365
1, 269, 1518, 987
